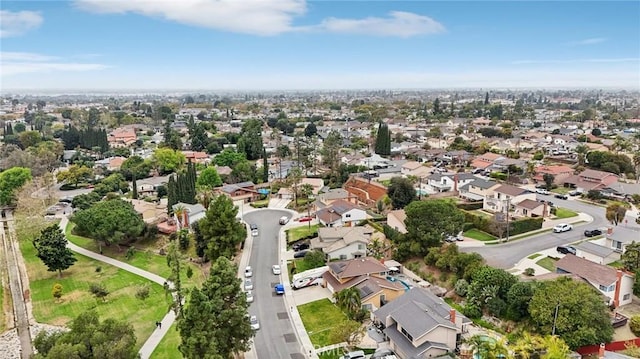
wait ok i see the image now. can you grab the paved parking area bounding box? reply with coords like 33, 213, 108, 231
292, 285, 331, 306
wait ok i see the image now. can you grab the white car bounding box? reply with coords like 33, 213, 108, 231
279, 216, 289, 225
272, 264, 281, 275
536, 188, 550, 195
246, 290, 254, 303
244, 266, 253, 278
250, 223, 258, 237
249, 315, 260, 330
244, 278, 253, 291
553, 223, 573, 233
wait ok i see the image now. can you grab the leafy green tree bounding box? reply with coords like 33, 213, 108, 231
621, 241, 640, 272
71, 199, 145, 252
214, 149, 246, 167
543, 173, 555, 190
197, 166, 222, 189
528, 276, 613, 349
120, 155, 152, 180
94, 172, 129, 197
304, 122, 317, 137
33, 225, 77, 278
466, 334, 509, 359
71, 192, 101, 210
261, 149, 269, 183
153, 148, 186, 174
0, 167, 32, 205
56, 165, 93, 188
178, 256, 252, 359
467, 266, 517, 315
237, 119, 263, 160
89, 283, 109, 302
230, 160, 255, 184
189, 122, 209, 152
303, 250, 325, 269
387, 176, 417, 209
33, 310, 137, 359
606, 203, 627, 226
398, 200, 464, 258
18, 130, 43, 149
131, 176, 138, 199
321, 130, 342, 181
198, 195, 247, 260
506, 281, 536, 320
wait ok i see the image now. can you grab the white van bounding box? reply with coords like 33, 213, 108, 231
279, 216, 289, 225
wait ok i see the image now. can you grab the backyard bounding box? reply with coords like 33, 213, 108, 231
298, 298, 350, 348
286, 224, 319, 244
463, 228, 497, 242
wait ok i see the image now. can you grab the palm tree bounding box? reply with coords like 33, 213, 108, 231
511, 332, 544, 359
633, 151, 640, 182
540, 335, 571, 359
575, 144, 589, 166
334, 287, 361, 319
300, 183, 314, 228
173, 204, 187, 229
467, 335, 511, 359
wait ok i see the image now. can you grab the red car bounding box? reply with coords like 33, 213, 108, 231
297, 216, 313, 222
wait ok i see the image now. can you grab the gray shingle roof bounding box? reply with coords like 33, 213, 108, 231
576, 241, 617, 258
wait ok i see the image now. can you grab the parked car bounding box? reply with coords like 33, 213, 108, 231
250, 223, 258, 237
554, 194, 568, 200
246, 290, 254, 303
553, 223, 573, 233
341, 351, 365, 359
584, 229, 603, 237
274, 283, 284, 295
279, 216, 289, 225
244, 278, 253, 291
293, 250, 309, 259
569, 190, 582, 196
249, 315, 260, 330
297, 216, 314, 222
272, 264, 281, 275
536, 188, 550, 195
292, 242, 310, 251
244, 266, 253, 278
557, 245, 577, 255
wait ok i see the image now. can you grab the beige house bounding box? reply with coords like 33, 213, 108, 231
386, 209, 407, 234
483, 184, 535, 213
458, 178, 500, 201
312, 226, 373, 260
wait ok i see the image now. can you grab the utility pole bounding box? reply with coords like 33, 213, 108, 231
418, 177, 422, 200
552, 302, 561, 336
505, 197, 511, 242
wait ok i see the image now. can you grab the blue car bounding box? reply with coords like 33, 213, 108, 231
274, 283, 284, 295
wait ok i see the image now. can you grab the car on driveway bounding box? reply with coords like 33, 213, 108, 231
292, 242, 310, 251
272, 265, 281, 275
249, 315, 260, 330
293, 250, 309, 259
553, 223, 573, 233
244, 278, 253, 291
584, 229, 603, 237
557, 245, 576, 255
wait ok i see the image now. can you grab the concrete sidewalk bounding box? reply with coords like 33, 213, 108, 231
57, 216, 174, 359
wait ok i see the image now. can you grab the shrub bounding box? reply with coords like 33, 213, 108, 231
523, 268, 535, 276
186, 266, 193, 279
456, 201, 483, 211
454, 279, 469, 297
89, 283, 109, 301
135, 285, 150, 301
52, 283, 63, 300
125, 247, 135, 260
630, 315, 640, 336
462, 303, 482, 318
95, 266, 102, 273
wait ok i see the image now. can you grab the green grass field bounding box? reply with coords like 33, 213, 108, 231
65, 222, 206, 288
286, 224, 319, 244
298, 299, 349, 347
19, 236, 172, 351
554, 208, 578, 219
527, 253, 542, 260
151, 323, 183, 359
536, 257, 557, 272
463, 229, 497, 242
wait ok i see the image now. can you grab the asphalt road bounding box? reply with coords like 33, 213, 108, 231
244, 209, 305, 359
462, 193, 640, 269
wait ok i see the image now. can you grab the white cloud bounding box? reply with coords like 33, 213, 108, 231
569, 37, 606, 45
0, 52, 109, 76
316, 11, 445, 37
512, 58, 640, 65
0, 10, 43, 37
73, 0, 445, 37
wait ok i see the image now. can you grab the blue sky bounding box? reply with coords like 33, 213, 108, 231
1, 1, 639, 90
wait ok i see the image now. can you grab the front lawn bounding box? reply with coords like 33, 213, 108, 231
463, 229, 496, 242
298, 299, 350, 348
65, 222, 205, 288
551, 187, 570, 194
286, 224, 319, 244
527, 253, 542, 260
536, 257, 557, 272
554, 208, 578, 219
18, 236, 172, 351
151, 323, 182, 359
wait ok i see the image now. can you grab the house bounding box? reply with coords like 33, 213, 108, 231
311, 226, 373, 260
483, 184, 535, 213
426, 173, 477, 193
401, 161, 424, 176
343, 176, 387, 207
322, 257, 406, 312
555, 255, 634, 307
128, 199, 167, 224
108, 128, 137, 148
172, 202, 206, 229
108, 156, 126, 171
514, 199, 549, 218
604, 230, 639, 254
470, 153, 504, 170
575, 241, 620, 265
387, 209, 407, 234
458, 178, 500, 201
182, 151, 210, 164
316, 199, 367, 227
373, 287, 471, 359
217, 181, 259, 203
315, 188, 354, 210
533, 165, 575, 185
563, 169, 619, 193
601, 182, 640, 201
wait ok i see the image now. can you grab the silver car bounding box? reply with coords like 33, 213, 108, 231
244, 278, 253, 291
250, 315, 260, 330
246, 290, 254, 303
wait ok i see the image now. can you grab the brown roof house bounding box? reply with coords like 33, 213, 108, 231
483, 184, 536, 214
108, 127, 137, 148
373, 287, 471, 359
322, 257, 406, 312
556, 255, 634, 307
343, 176, 387, 207
514, 199, 549, 218
533, 165, 574, 185
311, 226, 373, 260
217, 181, 259, 203
316, 199, 368, 227
563, 169, 619, 193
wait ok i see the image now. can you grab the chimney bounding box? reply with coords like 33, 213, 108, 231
543, 201, 548, 218
182, 210, 189, 228
613, 270, 623, 308
449, 308, 456, 324
453, 174, 459, 192
598, 343, 605, 359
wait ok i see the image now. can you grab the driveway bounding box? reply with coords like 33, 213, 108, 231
292, 285, 331, 306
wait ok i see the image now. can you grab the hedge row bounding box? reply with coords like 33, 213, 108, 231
463, 210, 543, 237
456, 201, 484, 211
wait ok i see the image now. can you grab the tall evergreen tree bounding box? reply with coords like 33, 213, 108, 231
374, 122, 391, 156
184, 162, 197, 204
262, 149, 269, 183
131, 175, 138, 199
484, 91, 490, 105
167, 175, 177, 214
